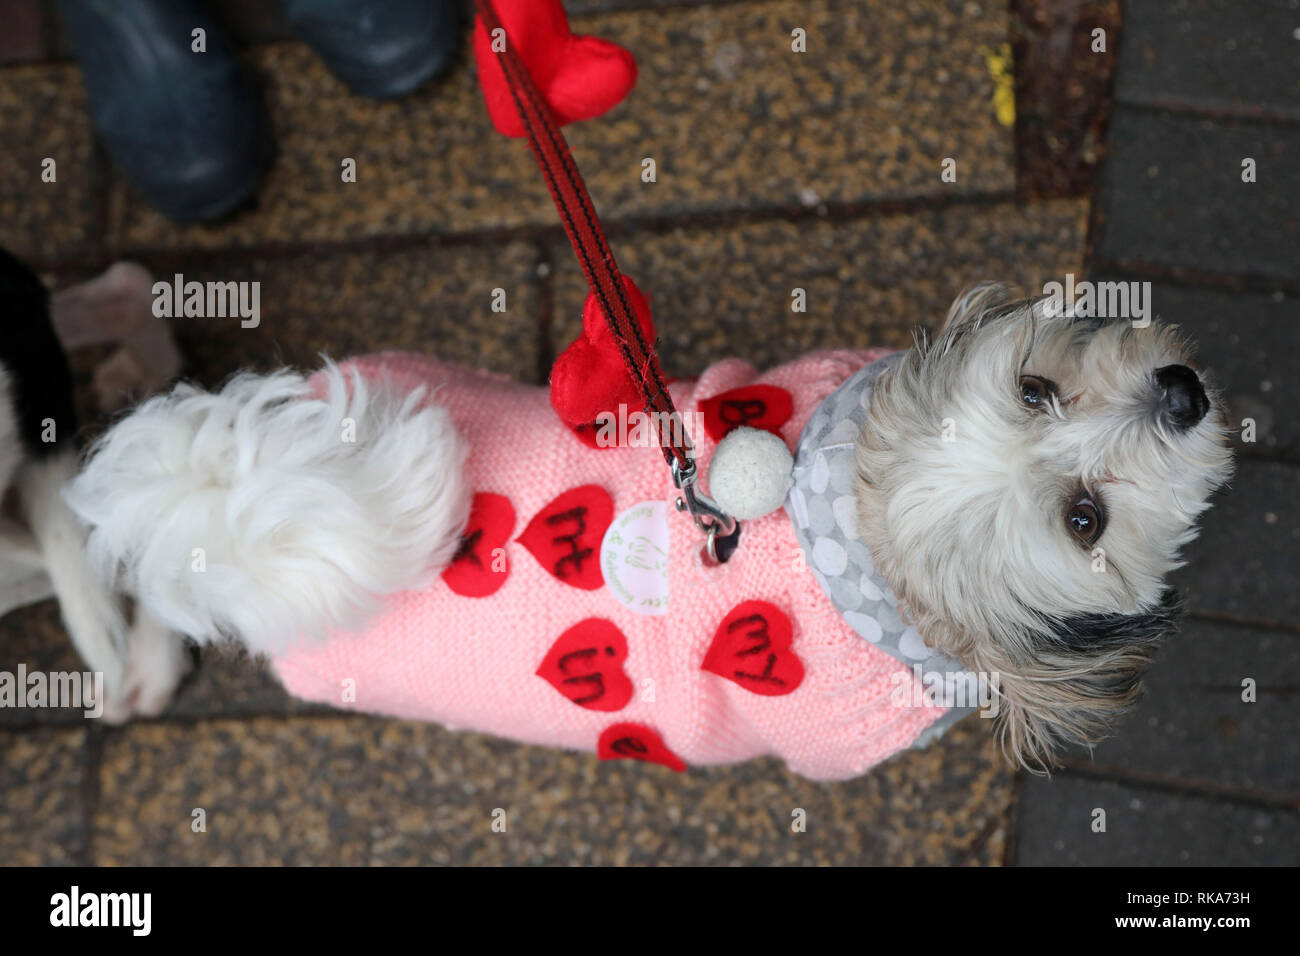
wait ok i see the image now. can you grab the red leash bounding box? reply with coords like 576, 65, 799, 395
475, 0, 738, 558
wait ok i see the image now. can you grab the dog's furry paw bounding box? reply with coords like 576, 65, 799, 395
98, 614, 192, 724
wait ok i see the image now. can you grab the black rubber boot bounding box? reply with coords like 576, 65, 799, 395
278, 0, 462, 100
59, 0, 271, 224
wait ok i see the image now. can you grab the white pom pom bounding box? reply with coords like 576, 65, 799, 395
706, 426, 794, 520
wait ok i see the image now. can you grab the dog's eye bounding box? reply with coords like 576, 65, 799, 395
1019, 375, 1054, 409
1066, 495, 1105, 546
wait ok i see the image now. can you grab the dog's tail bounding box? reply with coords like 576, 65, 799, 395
65, 363, 471, 657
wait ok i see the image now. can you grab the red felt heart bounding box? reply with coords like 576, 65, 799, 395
698, 385, 794, 442
597, 723, 686, 772
517, 485, 614, 590
550, 277, 657, 445
536, 618, 633, 712
702, 601, 804, 696
441, 493, 515, 597
473, 0, 638, 138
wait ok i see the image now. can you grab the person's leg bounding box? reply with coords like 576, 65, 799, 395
278, 0, 462, 99
59, 0, 272, 224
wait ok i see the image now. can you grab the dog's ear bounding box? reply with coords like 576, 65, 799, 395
974, 593, 1181, 771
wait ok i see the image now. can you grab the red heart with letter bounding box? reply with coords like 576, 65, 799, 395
441, 493, 515, 597
536, 619, 633, 712
698, 385, 794, 442
702, 601, 804, 696
597, 723, 686, 772
473, 0, 638, 138
517, 485, 614, 590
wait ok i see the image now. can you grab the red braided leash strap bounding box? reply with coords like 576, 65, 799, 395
474, 0, 689, 471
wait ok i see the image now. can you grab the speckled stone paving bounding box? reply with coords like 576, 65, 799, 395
94, 716, 1008, 865
0, 726, 89, 864
0, 63, 101, 264
133, 239, 544, 387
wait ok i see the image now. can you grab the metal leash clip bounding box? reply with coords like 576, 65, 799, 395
671, 456, 739, 564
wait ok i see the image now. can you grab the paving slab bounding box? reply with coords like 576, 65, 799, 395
1116, 0, 1300, 122
110, 0, 1014, 254
1094, 108, 1300, 282
124, 239, 543, 390
1070, 618, 1300, 799
1089, 276, 1300, 462
550, 199, 1089, 376
1173, 460, 1300, 626
0, 62, 102, 264
1015, 775, 1300, 865
0, 725, 89, 865
93, 715, 1010, 865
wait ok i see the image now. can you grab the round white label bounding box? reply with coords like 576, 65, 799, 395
600, 500, 671, 616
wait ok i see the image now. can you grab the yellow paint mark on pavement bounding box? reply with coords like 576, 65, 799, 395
980, 43, 1016, 127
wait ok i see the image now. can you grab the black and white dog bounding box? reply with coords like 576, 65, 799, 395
0, 249, 184, 721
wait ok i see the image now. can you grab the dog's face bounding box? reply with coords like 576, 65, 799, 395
855, 283, 1234, 769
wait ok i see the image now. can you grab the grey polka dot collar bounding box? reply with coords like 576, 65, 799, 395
785, 351, 977, 746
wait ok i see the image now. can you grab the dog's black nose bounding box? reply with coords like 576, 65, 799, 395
1154, 365, 1209, 428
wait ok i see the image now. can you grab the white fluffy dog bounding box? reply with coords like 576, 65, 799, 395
856, 285, 1233, 764
63, 284, 1234, 773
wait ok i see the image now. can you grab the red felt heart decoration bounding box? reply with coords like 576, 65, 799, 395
702, 601, 804, 696
516, 485, 614, 590
536, 618, 633, 712
597, 723, 686, 772
441, 493, 516, 598
549, 276, 657, 445
698, 385, 794, 442
473, 0, 638, 138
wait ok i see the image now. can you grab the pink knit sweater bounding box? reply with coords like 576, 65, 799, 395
272, 349, 946, 780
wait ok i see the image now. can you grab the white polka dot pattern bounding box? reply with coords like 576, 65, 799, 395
784, 351, 977, 746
